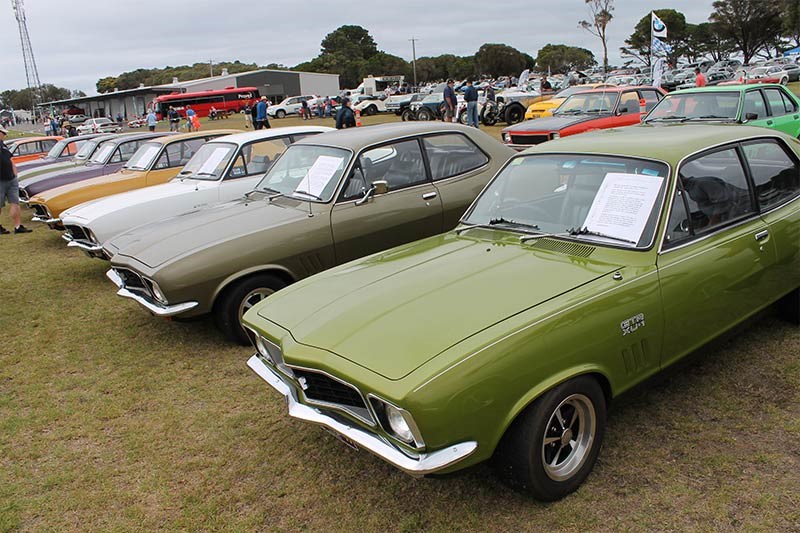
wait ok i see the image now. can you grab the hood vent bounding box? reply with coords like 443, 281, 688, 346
529, 238, 595, 258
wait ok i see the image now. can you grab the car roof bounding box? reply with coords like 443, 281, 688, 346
208, 126, 334, 146
293, 122, 486, 151
145, 129, 242, 145
15, 136, 62, 142
670, 83, 787, 94
521, 124, 798, 166
104, 131, 176, 145
569, 85, 657, 95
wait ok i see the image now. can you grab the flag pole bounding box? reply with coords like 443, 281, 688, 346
649, 11, 653, 67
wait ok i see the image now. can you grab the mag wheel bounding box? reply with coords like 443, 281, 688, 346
214, 274, 287, 345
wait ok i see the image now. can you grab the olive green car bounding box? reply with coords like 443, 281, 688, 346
244, 124, 800, 500
105, 123, 515, 343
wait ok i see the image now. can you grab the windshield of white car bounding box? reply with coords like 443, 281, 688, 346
554, 92, 619, 115
176, 142, 237, 181
463, 154, 669, 249
254, 145, 350, 202
645, 92, 740, 122
124, 142, 162, 170
89, 142, 115, 164
75, 140, 99, 160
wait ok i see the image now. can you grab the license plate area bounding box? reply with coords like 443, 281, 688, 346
322, 427, 359, 450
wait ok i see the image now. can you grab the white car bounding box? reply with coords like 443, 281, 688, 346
76, 117, 122, 134
60, 126, 333, 258
352, 97, 386, 116
266, 95, 317, 118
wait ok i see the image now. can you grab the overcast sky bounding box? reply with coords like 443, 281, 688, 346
1, 0, 715, 95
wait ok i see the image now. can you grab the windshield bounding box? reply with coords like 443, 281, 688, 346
75, 140, 99, 160
89, 142, 115, 164
463, 154, 669, 248
645, 92, 740, 122
254, 145, 350, 202
124, 142, 162, 170
555, 92, 619, 115
177, 142, 237, 180
44, 139, 69, 159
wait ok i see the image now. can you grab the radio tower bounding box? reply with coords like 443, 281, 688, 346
11, 0, 42, 118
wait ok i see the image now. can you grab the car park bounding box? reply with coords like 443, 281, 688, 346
104, 123, 514, 344
18, 132, 167, 204
502, 86, 665, 150
17, 133, 117, 183
15, 133, 101, 172
267, 95, 317, 118
27, 130, 239, 227
243, 124, 800, 501
643, 84, 800, 137
77, 117, 123, 134
8, 136, 62, 164
525, 84, 616, 120
60, 126, 333, 258
676, 69, 734, 89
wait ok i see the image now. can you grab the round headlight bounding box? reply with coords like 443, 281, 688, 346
147, 279, 167, 304
255, 335, 275, 364
385, 404, 414, 443
502, 133, 510, 143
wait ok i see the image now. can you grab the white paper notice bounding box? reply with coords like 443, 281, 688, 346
197, 146, 231, 175
581, 173, 664, 244
295, 155, 343, 197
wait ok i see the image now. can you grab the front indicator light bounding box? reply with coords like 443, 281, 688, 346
551, 132, 560, 139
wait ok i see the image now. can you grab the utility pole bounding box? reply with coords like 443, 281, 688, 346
209, 59, 214, 77
409, 37, 419, 91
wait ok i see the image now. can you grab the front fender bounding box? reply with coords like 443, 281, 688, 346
210, 264, 299, 304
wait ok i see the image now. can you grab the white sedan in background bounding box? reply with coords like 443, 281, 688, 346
352, 96, 387, 116
60, 126, 333, 258
77, 117, 123, 134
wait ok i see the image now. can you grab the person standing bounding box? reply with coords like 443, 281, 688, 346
695, 68, 707, 87
167, 106, 180, 132
335, 98, 356, 129
463, 79, 479, 128
185, 105, 196, 131
255, 96, 270, 130
300, 98, 310, 120
0, 126, 32, 234
324, 97, 332, 118
243, 104, 252, 128
442, 79, 457, 122
146, 108, 157, 132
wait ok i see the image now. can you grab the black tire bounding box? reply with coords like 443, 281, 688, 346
214, 273, 288, 345
366, 105, 377, 116
778, 287, 800, 325
276, 110, 286, 119
493, 375, 606, 501
504, 104, 525, 125
480, 107, 498, 126
401, 108, 415, 121
416, 107, 433, 121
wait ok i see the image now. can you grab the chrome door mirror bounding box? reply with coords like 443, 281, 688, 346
373, 180, 389, 195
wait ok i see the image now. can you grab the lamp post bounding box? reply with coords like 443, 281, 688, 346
409, 37, 418, 91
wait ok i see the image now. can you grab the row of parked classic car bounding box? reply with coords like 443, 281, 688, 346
16, 82, 800, 501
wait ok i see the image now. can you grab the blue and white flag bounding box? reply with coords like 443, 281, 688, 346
651, 36, 672, 57
651, 12, 667, 39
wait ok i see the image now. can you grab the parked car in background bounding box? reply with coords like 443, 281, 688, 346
19, 133, 167, 203
267, 95, 317, 118
104, 123, 514, 344
495, 86, 545, 124
61, 126, 333, 258
676, 69, 735, 89
502, 86, 665, 150
27, 130, 240, 227
244, 124, 800, 501
9, 136, 62, 164
385, 93, 425, 120
15, 133, 101, 172
747, 66, 791, 85
68, 114, 88, 124
353, 96, 387, 116
644, 84, 800, 137
17, 133, 116, 183
525, 84, 616, 120
77, 117, 122, 134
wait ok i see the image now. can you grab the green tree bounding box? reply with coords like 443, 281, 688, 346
686, 22, 736, 61
535, 44, 596, 73
474, 43, 530, 77
96, 76, 118, 94
320, 25, 378, 60
710, 0, 783, 64
579, 0, 614, 72
784, 0, 800, 47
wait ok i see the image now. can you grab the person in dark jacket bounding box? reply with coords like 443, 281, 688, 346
0, 126, 32, 234
335, 98, 356, 129
255, 96, 270, 129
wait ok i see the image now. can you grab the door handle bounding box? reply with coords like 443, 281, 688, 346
422, 192, 438, 200
794, 115, 799, 120
766, 120, 773, 125
755, 230, 769, 241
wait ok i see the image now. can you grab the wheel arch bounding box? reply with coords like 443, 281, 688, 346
211, 265, 298, 312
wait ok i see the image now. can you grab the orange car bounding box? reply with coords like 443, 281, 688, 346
9, 136, 63, 164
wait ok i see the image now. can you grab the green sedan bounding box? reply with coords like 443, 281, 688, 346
243, 124, 800, 500
644, 83, 800, 137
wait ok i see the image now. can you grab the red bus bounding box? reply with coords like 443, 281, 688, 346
154, 87, 260, 119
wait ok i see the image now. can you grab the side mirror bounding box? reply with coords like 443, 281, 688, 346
617, 106, 628, 114
373, 180, 389, 195
744, 112, 758, 121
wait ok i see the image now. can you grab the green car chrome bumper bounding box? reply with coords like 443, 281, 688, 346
246, 354, 478, 476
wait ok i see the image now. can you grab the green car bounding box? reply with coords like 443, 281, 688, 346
244, 124, 800, 500
644, 83, 800, 137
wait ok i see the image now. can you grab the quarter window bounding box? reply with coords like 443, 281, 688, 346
678, 147, 754, 234
742, 139, 800, 210
780, 91, 799, 114
638, 90, 661, 113
764, 89, 788, 117
664, 188, 692, 247
423, 134, 488, 180
743, 91, 766, 120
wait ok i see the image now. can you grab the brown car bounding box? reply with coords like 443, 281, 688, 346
105, 123, 515, 343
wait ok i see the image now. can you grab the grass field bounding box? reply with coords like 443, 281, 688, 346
2, 108, 800, 531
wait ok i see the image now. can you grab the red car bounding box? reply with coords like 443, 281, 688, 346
501, 86, 666, 150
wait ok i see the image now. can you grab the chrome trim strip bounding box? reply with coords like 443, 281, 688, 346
67, 240, 104, 252
31, 215, 60, 224
106, 269, 198, 316
247, 354, 478, 475
287, 363, 376, 427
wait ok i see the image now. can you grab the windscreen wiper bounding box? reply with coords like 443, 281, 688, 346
568, 227, 637, 245
519, 231, 573, 243
488, 217, 542, 231
294, 190, 324, 201
644, 116, 686, 123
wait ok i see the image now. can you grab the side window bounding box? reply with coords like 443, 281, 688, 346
764, 89, 788, 117
236, 137, 291, 177
423, 134, 488, 180
41, 140, 57, 151
742, 139, 800, 210
359, 139, 427, 192
17, 142, 34, 155
639, 90, 661, 113
227, 154, 247, 179
780, 91, 799, 114
663, 187, 692, 248
678, 147, 754, 235
619, 92, 640, 114
743, 91, 766, 120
